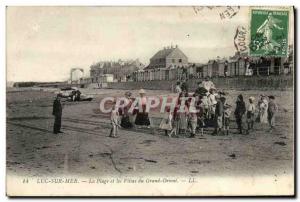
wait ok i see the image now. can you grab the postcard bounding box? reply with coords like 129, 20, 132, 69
6, 6, 294, 196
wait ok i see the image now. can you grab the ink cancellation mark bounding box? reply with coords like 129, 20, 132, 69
234, 26, 248, 54
193, 6, 240, 20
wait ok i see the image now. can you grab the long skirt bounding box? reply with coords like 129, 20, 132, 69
53, 115, 62, 133
135, 112, 150, 126
159, 118, 172, 131
215, 115, 223, 129
121, 115, 133, 128
259, 110, 268, 123
178, 113, 188, 130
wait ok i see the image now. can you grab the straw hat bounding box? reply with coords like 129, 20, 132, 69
139, 89, 146, 94
249, 96, 255, 101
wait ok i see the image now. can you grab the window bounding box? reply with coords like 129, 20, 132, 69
179, 59, 182, 63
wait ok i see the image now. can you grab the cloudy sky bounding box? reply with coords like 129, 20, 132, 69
6, 6, 293, 82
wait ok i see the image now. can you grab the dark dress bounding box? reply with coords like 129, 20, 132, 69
134, 97, 150, 126
120, 98, 133, 128
52, 98, 62, 134
135, 105, 150, 126
234, 100, 246, 133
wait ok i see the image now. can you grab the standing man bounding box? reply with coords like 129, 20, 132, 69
234, 94, 246, 134
53, 93, 63, 134
267, 95, 278, 132
212, 95, 224, 136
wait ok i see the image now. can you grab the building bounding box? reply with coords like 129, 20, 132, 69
145, 45, 188, 69
90, 59, 144, 83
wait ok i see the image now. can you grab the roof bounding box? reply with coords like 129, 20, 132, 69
150, 47, 188, 60
151, 48, 176, 60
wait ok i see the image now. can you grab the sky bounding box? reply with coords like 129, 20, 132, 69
6, 6, 293, 82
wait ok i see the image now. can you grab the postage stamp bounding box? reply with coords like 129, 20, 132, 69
250, 9, 289, 56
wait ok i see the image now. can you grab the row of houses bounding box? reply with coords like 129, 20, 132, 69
131, 47, 293, 82
85, 45, 293, 84
90, 59, 144, 83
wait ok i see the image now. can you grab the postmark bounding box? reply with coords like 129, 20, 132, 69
234, 25, 248, 53
250, 9, 289, 56
219, 6, 240, 20
192, 6, 240, 20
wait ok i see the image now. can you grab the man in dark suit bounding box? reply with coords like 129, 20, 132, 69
212, 95, 224, 136
52, 93, 63, 134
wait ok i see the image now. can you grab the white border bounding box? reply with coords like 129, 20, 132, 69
1, 0, 299, 201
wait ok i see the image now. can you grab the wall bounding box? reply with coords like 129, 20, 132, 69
106, 75, 293, 91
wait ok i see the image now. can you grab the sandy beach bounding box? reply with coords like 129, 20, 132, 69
6, 88, 294, 178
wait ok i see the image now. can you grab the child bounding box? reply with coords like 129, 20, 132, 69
207, 88, 218, 126
268, 95, 278, 131
197, 100, 206, 136
246, 97, 256, 134
223, 104, 232, 136
159, 108, 175, 137
188, 106, 198, 138
110, 101, 121, 138
201, 94, 209, 120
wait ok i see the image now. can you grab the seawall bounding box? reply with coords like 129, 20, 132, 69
106, 75, 293, 91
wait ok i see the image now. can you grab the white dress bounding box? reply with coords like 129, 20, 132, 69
259, 99, 268, 123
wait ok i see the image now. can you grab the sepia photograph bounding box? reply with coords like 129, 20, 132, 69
6, 6, 295, 196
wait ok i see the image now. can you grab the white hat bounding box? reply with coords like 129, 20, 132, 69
249, 96, 255, 101
139, 89, 146, 94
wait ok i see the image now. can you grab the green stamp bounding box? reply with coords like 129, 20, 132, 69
250, 9, 289, 56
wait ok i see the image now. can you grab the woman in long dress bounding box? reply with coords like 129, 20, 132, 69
258, 95, 268, 124
134, 89, 151, 128
177, 91, 189, 134
120, 91, 133, 129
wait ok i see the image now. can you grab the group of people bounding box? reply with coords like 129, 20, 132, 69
109, 77, 279, 138
109, 89, 151, 138
51, 78, 279, 138
71, 89, 81, 102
